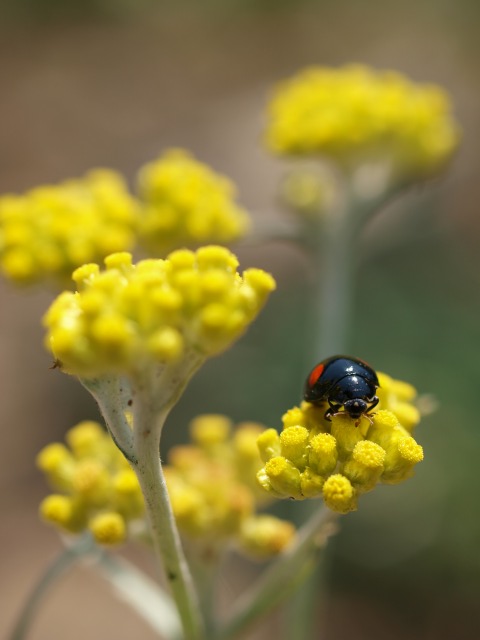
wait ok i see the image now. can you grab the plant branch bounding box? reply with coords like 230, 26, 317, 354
218, 506, 338, 640
9, 535, 95, 640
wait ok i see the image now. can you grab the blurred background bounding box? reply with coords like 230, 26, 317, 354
1, 0, 479, 638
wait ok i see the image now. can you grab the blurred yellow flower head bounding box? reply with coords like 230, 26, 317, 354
257, 372, 424, 513
137, 149, 250, 255
0, 170, 138, 286
38, 421, 143, 545
38, 416, 295, 557
165, 414, 295, 558
43, 246, 275, 378
266, 64, 460, 181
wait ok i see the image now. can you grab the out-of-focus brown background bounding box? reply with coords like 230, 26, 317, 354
1, 1, 480, 638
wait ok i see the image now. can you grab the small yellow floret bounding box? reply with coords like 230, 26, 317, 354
233, 423, 265, 461
398, 437, 424, 464
36, 443, 75, 490
282, 406, 306, 429
73, 459, 110, 505
240, 515, 295, 558
39, 495, 73, 528
342, 441, 386, 491
373, 409, 400, 429
330, 414, 364, 458
72, 264, 100, 288
264, 456, 303, 499
104, 252, 133, 272
89, 512, 126, 545
190, 414, 232, 447
280, 426, 309, 468
36, 443, 71, 472
66, 421, 105, 458
322, 474, 357, 514
243, 269, 277, 298
352, 440, 386, 468
39, 495, 84, 533
308, 433, 338, 476
147, 327, 184, 361
257, 428, 281, 462
300, 468, 325, 498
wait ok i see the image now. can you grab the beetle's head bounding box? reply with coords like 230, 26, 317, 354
343, 398, 368, 419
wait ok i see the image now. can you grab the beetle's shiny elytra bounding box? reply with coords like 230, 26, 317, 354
304, 355, 379, 424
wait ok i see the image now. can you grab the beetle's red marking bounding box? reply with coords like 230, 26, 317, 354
308, 363, 325, 388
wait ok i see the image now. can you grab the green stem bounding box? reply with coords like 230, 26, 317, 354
288, 173, 411, 640
187, 545, 222, 638
131, 368, 205, 640
310, 197, 356, 354
218, 506, 338, 640
9, 535, 95, 640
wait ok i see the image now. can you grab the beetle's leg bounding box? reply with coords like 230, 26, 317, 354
359, 413, 374, 427
325, 401, 340, 421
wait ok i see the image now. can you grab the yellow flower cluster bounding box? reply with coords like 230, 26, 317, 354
266, 65, 460, 180
37, 421, 144, 545
43, 246, 275, 378
137, 149, 250, 255
256, 372, 424, 513
0, 170, 138, 286
38, 416, 295, 557
164, 414, 295, 558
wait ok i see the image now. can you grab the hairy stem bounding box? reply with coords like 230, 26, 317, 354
130, 366, 205, 640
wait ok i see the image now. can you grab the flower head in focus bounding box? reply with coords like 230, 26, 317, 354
137, 149, 250, 255
257, 372, 424, 513
266, 64, 460, 182
165, 414, 295, 559
43, 246, 275, 379
37, 421, 143, 545
0, 170, 138, 287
